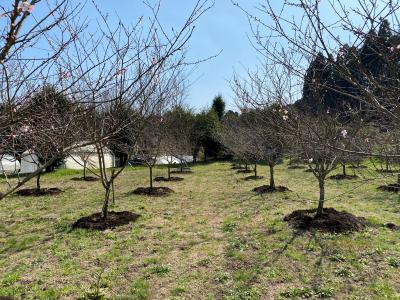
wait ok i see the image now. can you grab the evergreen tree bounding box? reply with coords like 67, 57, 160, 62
212, 95, 226, 121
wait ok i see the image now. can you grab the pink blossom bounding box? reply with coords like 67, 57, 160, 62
116, 68, 126, 76
19, 1, 34, 13
283, 115, 289, 121
20, 125, 30, 133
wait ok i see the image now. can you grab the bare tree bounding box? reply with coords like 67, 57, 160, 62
160, 105, 195, 180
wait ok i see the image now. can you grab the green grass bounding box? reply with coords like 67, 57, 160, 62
0, 162, 400, 299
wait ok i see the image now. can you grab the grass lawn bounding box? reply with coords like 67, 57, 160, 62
0, 162, 400, 299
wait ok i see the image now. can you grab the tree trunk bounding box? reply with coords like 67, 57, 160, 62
316, 178, 325, 216
342, 163, 346, 176
149, 166, 153, 189
269, 164, 275, 189
112, 179, 115, 205
254, 163, 257, 177
36, 172, 41, 191
83, 162, 87, 179
180, 162, 184, 172
245, 164, 248, 171
168, 165, 171, 179
101, 186, 111, 220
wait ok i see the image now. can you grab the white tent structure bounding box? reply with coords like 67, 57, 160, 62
0, 154, 20, 175
20, 151, 42, 174
63, 143, 115, 170
155, 156, 180, 165
154, 155, 194, 165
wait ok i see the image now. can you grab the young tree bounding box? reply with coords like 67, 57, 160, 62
161, 105, 195, 179
69, 1, 214, 221
16, 85, 79, 195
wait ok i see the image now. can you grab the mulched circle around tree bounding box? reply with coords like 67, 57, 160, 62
378, 184, 400, 192
243, 176, 264, 181
154, 176, 184, 182
231, 165, 245, 170
15, 188, 63, 197
287, 165, 307, 170
170, 170, 193, 174
132, 187, 174, 196
237, 169, 253, 174
329, 174, 359, 180
384, 223, 398, 230
71, 176, 99, 182
253, 185, 290, 194
72, 211, 140, 231
283, 208, 368, 233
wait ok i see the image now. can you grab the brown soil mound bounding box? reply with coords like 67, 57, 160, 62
170, 170, 193, 174
132, 187, 174, 196
243, 176, 264, 181
384, 223, 398, 230
288, 165, 306, 170
284, 208, 368, 233
253, 185, 290, 194
71, 176, 99, 182
329, 174, 359, 180
378, 184, 400, 192
237, 169, 253, 174
72, 211, 139, 231
15, 188, 63, 197
231, 166, 245, 170
154, 176, 184, 182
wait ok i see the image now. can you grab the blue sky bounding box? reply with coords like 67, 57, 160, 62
84, 0, 261, 111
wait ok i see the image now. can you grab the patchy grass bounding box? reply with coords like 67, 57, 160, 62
0, 162, 400, 299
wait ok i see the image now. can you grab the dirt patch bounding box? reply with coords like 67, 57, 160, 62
154, 176, 184, 182
243, 176, 264, 181
231, 165, 245, 170
329, 174, 359, 180
72, 211, 140, 231
237, 169, 253, 174
132, 187, 174, 196
253, 185, 290, 194
378, 184, 400, 192
283, 208, 368, 233
71, 176, 99, 182
15, 188, 63, 197
170, 170, 193, 174
384, 223, 398, 230
288, 165, 306, 170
